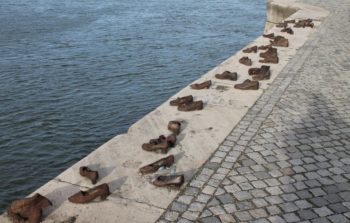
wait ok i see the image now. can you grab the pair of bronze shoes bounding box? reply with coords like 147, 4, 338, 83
69, 167, 110, 204
170, 95, 204, 112
6, 193, 52, 223
234, 79, 259, 90
215, 71, 237, 81
239, 56, 252, 66
142, 134, 177, 154
294, 18, 314, 28
190, 80, 211, 90
139, 155, 184, 188
270, 36, 289, 47
259, 47, 279, 64
249, 66, 271, 81
243, 45, 257, 53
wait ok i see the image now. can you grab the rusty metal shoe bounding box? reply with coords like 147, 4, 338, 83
281, 27, 294, 35
258, 45, 272, 51
142, 135, 176, 153
7, 193, 52, 223
270, 36, 289, 47
248, 65, 270, 76
139, 155, 175, 175
263, 33, 275, 39
168, 121, 181, 135
215, 71, 237, 81
243, 45, 257, 53
169, 95, 193, 106
190, 80, 211, 90
152, 175, 184, 188
68, 183, 110, 204
252, 66, 271, 81
276, 22, 288, 28
79, 166, 99, 184
239, 57, 252, 66
178, 101, 203, 112
234, 79, 259, 90
260, 47, 278, 58
259, 56, 279, 64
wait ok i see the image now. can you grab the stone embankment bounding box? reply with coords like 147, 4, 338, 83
2, 0, 338, 222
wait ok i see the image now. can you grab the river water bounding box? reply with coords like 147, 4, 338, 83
0, 0, 265, 211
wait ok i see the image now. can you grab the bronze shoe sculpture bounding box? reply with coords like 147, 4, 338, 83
243, 45, 257, 53
294, 19, 314, 28
215, 71, 237, 81
234, 79, 259, 90
7, 193, 52, 223
251, 66, 271, 81
168, 121, 181, 135
152, 175, 184, 188
169, 95, 193, 106
260, 47, 277, 58
263, 33, 274, 39
139, 155, 175, 175
239, 57, 252, 66
68, 183, 110, 204
248, 65, 270, 76
259, 56, 279, 64
276, 22, 288, 28
190, 80, 211, 90
178, 100, 203, 112
79, 166, 99, 185
270, 36, 289, 47
281, 27, 294, 35
142, 135, 176, 154
258, 45, 272, 50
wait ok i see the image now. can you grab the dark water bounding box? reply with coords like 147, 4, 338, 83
0, 0, 265, 211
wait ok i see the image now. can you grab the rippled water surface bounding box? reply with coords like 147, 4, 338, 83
0, 0, 265, 211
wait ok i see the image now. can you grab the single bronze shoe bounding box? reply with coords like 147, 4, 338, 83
168, 121, 181, 135
190, 80, 211, 90
215, 71, 237, 81
252, 67, 271, 81
239, 57, 252, 66
142, 135, 176, 154
139, 155, 175, 175
149, 135, 166, 145
258, 45, 272, 50
260, 47, 278, 58
234, 79, 259, 90
169, 95, 193, 106
281, 27, 294, 35
243, 45, 257, 53
79, 166, 99, 185
152, 175, 184, 188
248, 65, 270, 76
7, 193, 52, 223
178, 101, 203, 112
263, 33, 274, 39
294, 19, 314, 28
68, 183, 110, 204
259, 56, 279, 64
270, 36, 289, 47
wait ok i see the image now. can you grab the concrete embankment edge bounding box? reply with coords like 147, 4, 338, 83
1, 1, 329, 223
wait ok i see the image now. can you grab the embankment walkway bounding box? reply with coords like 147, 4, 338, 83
157, 0, 350, 222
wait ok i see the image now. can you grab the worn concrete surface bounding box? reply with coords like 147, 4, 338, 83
157, 0, 350, 222
1, 0, 336, 222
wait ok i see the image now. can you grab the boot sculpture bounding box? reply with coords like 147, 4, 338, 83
259, 47, 279, 64
215, 71, 237, 81
152, 175, 184, 188
239, 57, 252, 66
270, 36, 289, 47
168, 121, 181, 135
249, 66, 271, 81
79, 166, 99, 184
243, 45, 257, 53
234, 79, 259, 90
7, 193, 52, 223
178, 100, 203, 112
68, 183, 110, 204
169, 95, 193, 106
281, 27, 294, 35
190, 80, 211, 90
139, 155, 175, 175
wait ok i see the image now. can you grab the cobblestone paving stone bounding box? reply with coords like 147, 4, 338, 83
158, 0, 350, 222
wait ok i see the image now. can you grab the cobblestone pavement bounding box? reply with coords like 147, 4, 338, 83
157, 0, 350, 222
